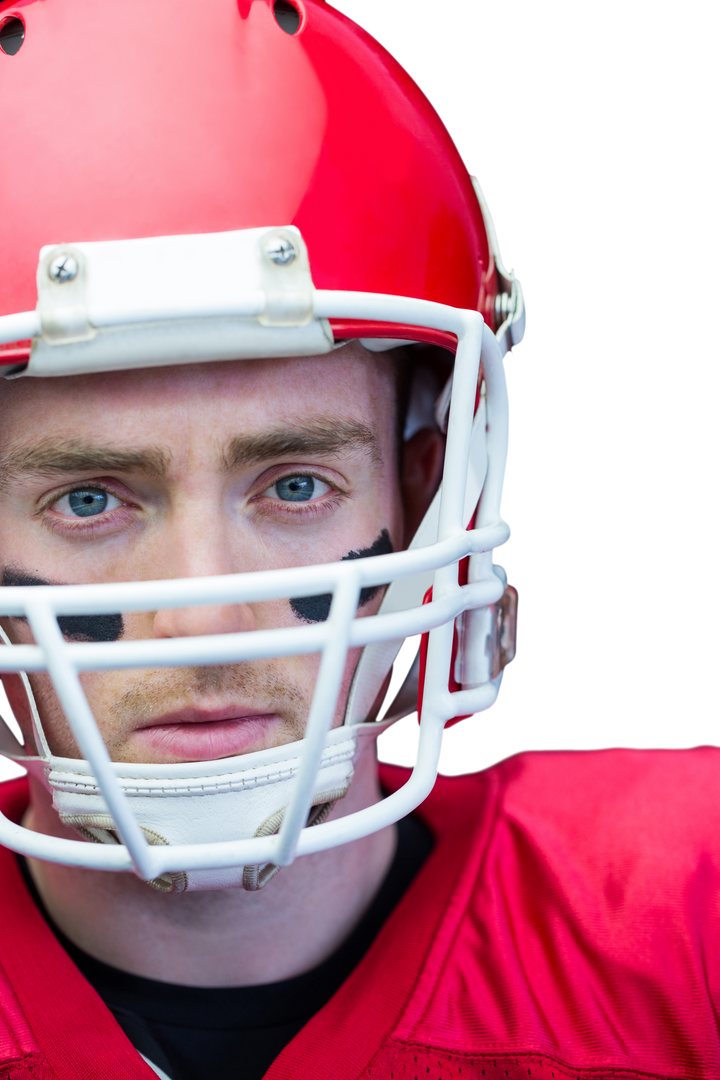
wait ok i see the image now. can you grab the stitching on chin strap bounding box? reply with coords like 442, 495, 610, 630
242, 789, 345, 892
60, 813, 190, 893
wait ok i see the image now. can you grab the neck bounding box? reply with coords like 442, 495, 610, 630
24, 745, 396, 987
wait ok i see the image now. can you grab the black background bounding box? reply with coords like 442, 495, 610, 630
0, 0, 708, 777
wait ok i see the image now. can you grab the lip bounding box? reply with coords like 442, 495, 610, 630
138, 707, 270, 729
132, 708, 282, 762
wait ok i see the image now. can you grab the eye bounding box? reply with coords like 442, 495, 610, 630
265, 475, 331, 503
52, 487, 122, 518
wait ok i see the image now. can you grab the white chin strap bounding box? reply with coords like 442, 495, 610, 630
0, 371, 493, 891
37, 728, 365, 893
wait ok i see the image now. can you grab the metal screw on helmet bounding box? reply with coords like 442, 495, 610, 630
48, 254, 79, 283
265, 237, 297, 266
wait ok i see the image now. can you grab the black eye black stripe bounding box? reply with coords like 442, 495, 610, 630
1, 569, 124, 643
290, 529, 393, 624
2, 531, 394, 640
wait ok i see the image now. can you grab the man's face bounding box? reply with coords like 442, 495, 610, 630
0, 345, 405, 764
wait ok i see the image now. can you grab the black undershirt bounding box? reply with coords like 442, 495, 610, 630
19, 813, 432, 1080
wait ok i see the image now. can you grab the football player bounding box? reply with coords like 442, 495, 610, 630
0, 2, 717, 1080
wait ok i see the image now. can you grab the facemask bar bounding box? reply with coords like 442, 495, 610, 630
0, 292, 509, 880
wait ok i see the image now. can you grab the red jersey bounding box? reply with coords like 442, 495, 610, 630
0, 748, 718, 1079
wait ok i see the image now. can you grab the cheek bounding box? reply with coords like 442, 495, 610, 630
335, 646, 363, 725
374, 478, 405, 563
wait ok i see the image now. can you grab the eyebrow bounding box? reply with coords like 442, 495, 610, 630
0, 421, 382, 492
223, 422, 382, 470
0, 439, 170, 490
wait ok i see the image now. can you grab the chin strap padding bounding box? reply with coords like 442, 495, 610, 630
60, 814, 190, 893
242, 786, 347, 892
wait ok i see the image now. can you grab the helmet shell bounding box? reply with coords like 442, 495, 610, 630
0, 0, 496, 338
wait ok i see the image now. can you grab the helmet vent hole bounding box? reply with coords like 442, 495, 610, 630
273, 0, 301, 35
0, 16, 24, 55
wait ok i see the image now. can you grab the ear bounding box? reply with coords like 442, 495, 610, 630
401, 427, 445, 547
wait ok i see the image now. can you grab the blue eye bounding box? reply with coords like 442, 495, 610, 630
67, 489, 109, 517
50, 487, 123, 521
275, 476, 316, 502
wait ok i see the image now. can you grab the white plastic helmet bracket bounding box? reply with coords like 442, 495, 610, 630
26, 228, 332, 378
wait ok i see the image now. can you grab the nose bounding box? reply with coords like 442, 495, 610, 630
153, 601, 256, 639
148, 487, 260, 639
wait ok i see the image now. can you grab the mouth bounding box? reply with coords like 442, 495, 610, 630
131, 708, 283, 762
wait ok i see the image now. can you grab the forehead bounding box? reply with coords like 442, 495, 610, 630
0, 345, 396, 450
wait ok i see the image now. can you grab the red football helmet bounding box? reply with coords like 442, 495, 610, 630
0, 0, 524, 889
